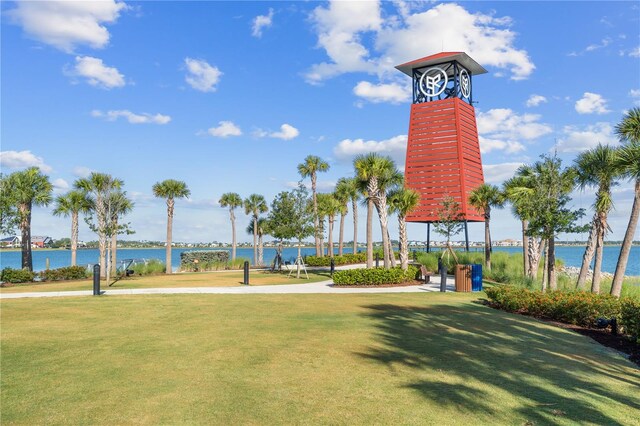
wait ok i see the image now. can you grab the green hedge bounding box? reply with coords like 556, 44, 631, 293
180, 250, 229, 271
306, 253, 366, 266
1, 268, 36, 283
333, 265, 419, 286
38, 266, 89, 281
130, 259, 166, 275
484, 285, 637, 333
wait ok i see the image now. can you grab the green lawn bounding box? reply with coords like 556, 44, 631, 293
0, 270, 332, 293
1, 293, 638, 425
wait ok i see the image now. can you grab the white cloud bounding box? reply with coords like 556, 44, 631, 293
286, 181, 336, 192
184, 58, 222, 92
67, 56, 125, 89
483, 163, 523, 184
555, 122, 618, 153
52, 178, 70, 193
629, 46, 640, 57
333, 134, 407, 165
575, 92, 610, 114
353, 80, 410, 104
208, 121, 242, 138
307, 2, 534, 86
0, 150, 52, 173
7, 0, 127, 53
252, 8, 274, 38
585, 37, 612, 52
525, 94, 547, 107
269, 124, 300, 140
476, 108, 552, 153
73, 166, 93, 178
91, 109, 171, 124
630, 89, 640, 106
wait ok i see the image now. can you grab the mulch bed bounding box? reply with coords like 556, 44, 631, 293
479, 300, 640, 367
331, 279, 427, 288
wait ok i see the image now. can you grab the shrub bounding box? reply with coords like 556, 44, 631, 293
306, 252, 366, 267
333, 265, 418, 286
620, 298, 640, 344
180, 250, 230, 271
485, 285, 621, 327
131, 259, 166, 275
38, 266, 89, 281
1, 267, 36, 283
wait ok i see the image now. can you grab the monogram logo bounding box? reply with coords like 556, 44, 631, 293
459, 69, 470, 99
419, 67, 448, 97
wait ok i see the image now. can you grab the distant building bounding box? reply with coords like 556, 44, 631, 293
0, 236, 20, 248
31, 236, 53, 248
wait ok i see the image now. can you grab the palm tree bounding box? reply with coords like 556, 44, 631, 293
75, 173, 123, 279
388, 187, 420, 270
53, 190, 91, 266
297, 155, 330, 257
317, 193, 341, 258
611, 108, 640, 296
4, 167, 52, 271
354, 154, 401, 268
337, 177, 360, 256
219, 192, 243, 261
108, 191, 134, 280
246, 218, 268, 267
152, 179, 190, 274
244, 194, 268, 266
468, 184, 505, 271
333, 180, 351, 256
574, 144, 620, 293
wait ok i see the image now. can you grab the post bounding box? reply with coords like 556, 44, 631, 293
464, 220, 469, 252
243, 261, 249, 285
93, 264, 101, 296
440, 263, 447, 292
438, 257, 442, 274
330, 258, 335, 276
426, 223, 431, 253
375, 253, 379, 268
45, 257, 50, 270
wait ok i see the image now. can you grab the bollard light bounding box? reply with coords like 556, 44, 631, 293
243, 261, 250, 285
440, 264, 447, 292
330, 258, 335, 276
93, 264, 101, 296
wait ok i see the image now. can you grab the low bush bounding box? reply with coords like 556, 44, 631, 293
333, 265, 419, 286
1, 267, 36, 283
38, 266, 89, 281
130, 259, 166, 275
620, 299, 640, 344
306, 252, 366, 267
485, 285, 622, 328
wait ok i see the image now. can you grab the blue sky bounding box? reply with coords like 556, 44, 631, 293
1, 1, 639, 244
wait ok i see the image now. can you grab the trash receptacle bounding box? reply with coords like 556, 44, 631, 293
471, 264, 483, 292
454, 265, 472, 292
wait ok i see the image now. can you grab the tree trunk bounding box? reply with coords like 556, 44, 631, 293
319, 217, 325, 256
399, 215, 408, 270
297, 241, 302, 279
484, 209, 491, 271
591, 227, 604, 294
71, 211, 78, 267
338, 212, 345, 256
258, 234, 264, 266
253, 216, 258, 266
110, 221, 117, 277
522, 220, 530, 277
366, 198, 373, 268
374, 195, 391, 269
530, 238, 545, 281
312, 175, 320, 257
230, 209, 236, 261
352, 200, 358, 255
577, 214, 598, 289
387, 228, 396, 268
548, 236, 557, 290
541, 242, 548, 292
19, 203, 33, 271
611, 180, 639, 297
328, 216, 335, 258
166, 199, 174, 274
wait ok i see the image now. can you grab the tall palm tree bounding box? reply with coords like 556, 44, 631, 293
297, 155, 330, 257
574, 144, 620, 293
53, 190, 91, 266
468, 184, 505, 271
219, 192, 243, 261
244, 194, 268, 266
4, 167, 52, 271
333, 180, 351, 256
338, 178, 360, 255
354, 153, 401, 268
246, 218, 268, 267
108, 191, 134, 280
611, 107, 640, 296
152, 179, 190, 274
317, 193, 341, 258
388, 187, 420, 270
75, 173, 123, 279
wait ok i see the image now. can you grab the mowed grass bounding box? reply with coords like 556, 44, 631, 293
2, 293, 639, 425
0, 270, 332, 293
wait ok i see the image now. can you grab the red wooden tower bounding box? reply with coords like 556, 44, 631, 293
396, 52, 487, 249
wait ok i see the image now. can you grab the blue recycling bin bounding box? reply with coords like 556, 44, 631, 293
471, 264, 483, 292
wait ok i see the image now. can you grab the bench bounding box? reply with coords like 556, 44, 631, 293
419, 266, 434, 284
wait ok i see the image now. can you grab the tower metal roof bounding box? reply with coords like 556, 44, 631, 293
395, 52, 488, 77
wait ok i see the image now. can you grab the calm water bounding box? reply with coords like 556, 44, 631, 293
0, 245, 638, 275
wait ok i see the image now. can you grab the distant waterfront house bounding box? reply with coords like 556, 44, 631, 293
31, 236, 53, 248
0, 236, 20, 248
